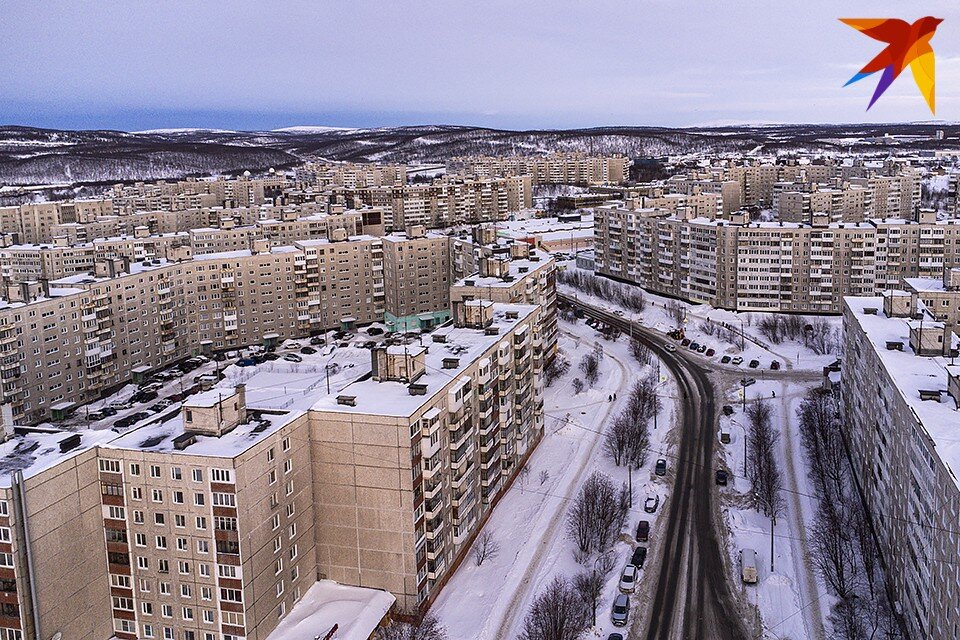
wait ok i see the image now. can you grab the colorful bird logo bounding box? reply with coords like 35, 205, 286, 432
841, 17, 942, 114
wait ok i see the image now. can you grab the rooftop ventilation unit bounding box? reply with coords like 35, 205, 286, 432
58, 434, 81, 453
173, 433, 196, 451
336, 395, 357, 407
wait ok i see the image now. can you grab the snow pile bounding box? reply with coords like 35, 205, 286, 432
264, 580, 394, 640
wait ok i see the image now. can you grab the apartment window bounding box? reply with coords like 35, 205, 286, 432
154, 513, 165, 525
288, 543, 298, 560
112, 596, 134, 611
196, 516, 207, 530
99, 459, 121, 473
212, 493, 235, 507
197, 540, 209, 554
203, 610, 215, 624
180, 584, 192, 597
163, 629, 174, 640
217, 564, 239, 579
220, 588, 243, 603
137, 557, 149, 570
290, 565, 299, 582
274, 558, 283, 575
131, 486, 143, 501
275, 581, 284, 597
172, 491, 184, 504
134, 510, 144, 524
267, 447, 275, 462
194, 493, 205, 506
269, 469, 277, 485
178, 561, 190, 575
141, 602, 153, 615
107, 506, 125, 520
135, 533, 147, 547
286, 502, 296, 518
177, 538, 188, 551
271, 513, 280, 530
150, 465, 161, 479
159, 582, 171, 595
110, 574, 131, 589
151, 489, 163, 503
273, 536, 282, 553
170, 467, 182, 481
183, 606, 194, 620
211, 468, 233, 483
156, 536, 167, 550
143, 624, 154, 638
282, 436, 291, 452
192, 469, 203, 482
201, 585, 212, 600
139, 578, 151, 593
158, 559, 169, 574
288, 522, 297, 539
284, 459, 293, 474
285, 480, 294, 497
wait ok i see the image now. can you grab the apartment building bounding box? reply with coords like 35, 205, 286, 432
594, 203, 960, 313
447, 153, 630, 185
0, 200, 115, 244
295, 162, 407, 189
344, 176, 530, 230
380, 227, 452, 331
311, 301, 544, 610
841, 290, 960, 639
0, 299, 544, 638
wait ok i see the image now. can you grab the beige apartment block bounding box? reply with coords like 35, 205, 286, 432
447, 153, 630, 186
380, 227, 452, 331
842, 296, 960, 639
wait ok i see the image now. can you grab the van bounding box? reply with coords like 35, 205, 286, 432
740, 548, 758, 584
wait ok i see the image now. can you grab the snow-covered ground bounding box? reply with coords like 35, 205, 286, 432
433, 319, 679, 638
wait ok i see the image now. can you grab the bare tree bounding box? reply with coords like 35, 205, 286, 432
580, 353, 600, 386
665, 299, 685, 324
630, 339, 652, 366
544, 356, 570, 388
376, 614, 448, 640
573, 570, 603, 626
539, 469, 550, 485
746, 398, 785, 518
473, 530, 501, 567
603, 412, 631, 466
518, 464, 531, 493
566, 472, 630, 558
571, 378, 584, 395
518, 575, 591, 640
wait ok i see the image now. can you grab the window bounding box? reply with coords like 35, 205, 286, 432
150, 465, 161, 478
152, 489, 163, 503
139, 578, 151, 593
99, 459, 121, 473
192, 469, 203, 482
107, 505, 125, 520
274, 558, 283, 575
194, 493, 205, 506
158, 559, 169, 574
112, 596, 134, 611
171, 467, 182, 480
212, 493, 235, 507
131, 486, 143, 500
275, 580, 284, 597
211, 468, 233, 483
135, 533, 147, 547
284, 459, 293, 474
217, 564, 239, 579
177, 538, 188, 551
197, 540, 209, 554
110, 574, 131, 589
203, 610, 215, 623
180, 584, 192, 598
285, 480, 294, 497
289, 543, 298, 560
143, 623, 154, 638
137, 557, 149, 570
178, 561, 190, 575
182, 607, 194, 621
286, 502, 296, 518
161, 604, 173, 618
267, 447, 275, 462
154, 513, 165, 525
273, 536, 282, 553
159, 581, 171, 595
269, 469, 277, 485
134, 510, 144, 524
289, 522, 297, 539
156, 536, 167, 550
220, 588, 243, 603
130, 463, 141, 476
201, 585, 212, 601
172, 491, 184, 504
282, 436, 291, 452
141, 602, 153, 615
290, 565, 299, 582
271, 514, 280, 531
196, 516, 207, 530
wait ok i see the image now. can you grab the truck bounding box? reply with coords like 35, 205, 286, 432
740, 548, 758, 584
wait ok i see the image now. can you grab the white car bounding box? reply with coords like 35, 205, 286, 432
618, 564, 638, 593
644, 493, 660, 513
664, 343, 677, 353
731, 356, 744, 366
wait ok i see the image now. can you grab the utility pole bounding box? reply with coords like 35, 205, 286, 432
770, 515, 776, 572
628, 466, 633, 504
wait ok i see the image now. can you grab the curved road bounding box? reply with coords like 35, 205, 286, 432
560, 293, 751, 640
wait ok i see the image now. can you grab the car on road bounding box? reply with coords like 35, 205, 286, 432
310, 336, 326, 345
720, 355, 731, 364
367, 326, 385, 335
716, 469, 729, 486
655, 458, 667, 476
706, 348, 715, 356
283, 353, 303, 363
619, 564, 638, 593
636, 520, 649, 542
631, 545, 647, 567
748, 359, 760, 368
644, 493, 660, 513
611, 594, 630, 627
614, 309, 624, 316
722, 405, 734, 416
300, 346, 317, 355
731, 356, 744, 365
664, 343, 677, 353
770, 360, 781, 370
87, 410, 105, 421
740, 377, 756, 387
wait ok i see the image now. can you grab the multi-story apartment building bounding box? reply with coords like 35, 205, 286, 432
447, 153, 630, 186
295, 162, 407, 189
380, 227, 452, 331
594, 203, 960, 313
0, 298, 544, 638
842, 287, 960, 639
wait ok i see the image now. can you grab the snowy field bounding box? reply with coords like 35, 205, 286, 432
433, 319, 679, 638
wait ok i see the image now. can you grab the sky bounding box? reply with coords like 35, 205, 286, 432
2, 0, 960, 131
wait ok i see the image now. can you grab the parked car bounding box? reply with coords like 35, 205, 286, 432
681, 338, 691, 347
607, 635, 624, 640
631, 545, 647, 567
309, 336, 326, 345
636, 520, 650, 542
741, 548, 758, 584
697, 344, 707, 353
731, 356, 744, 365
366, 326, 385, 336
706, 348, 715, 356
263, 352, 279, 361
740, 377, 756, 387
87, 410, 105, 421
286, 342, 302, 350
132, 390, 158, 403
664, 343, 677, 353
770, 360, 781, 370
719, 429, 731, 444
655, 458, 667, 476
722, 405, 734, 416
644, 493, 659, 513
689, 341, 699, 351
236, 358, 256, 367
716, 469, 729, 486
619, 564, 638, 593
611, 594, 630, 627
720, 355, 731, 364
283, 353, 303, 363
748, 359, 760, 368
300, 346, 317, 355
101, 406, 118, 417
114, 417, 135, 429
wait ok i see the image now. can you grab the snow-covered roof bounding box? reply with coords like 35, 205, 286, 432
263, 580, 393, 640
0, 428, 118, 488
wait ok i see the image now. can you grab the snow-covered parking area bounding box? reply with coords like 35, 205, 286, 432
433, 318, 679, 639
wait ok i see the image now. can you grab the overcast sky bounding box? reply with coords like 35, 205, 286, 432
3, 0, 959, 131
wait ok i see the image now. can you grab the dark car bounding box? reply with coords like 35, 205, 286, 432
309, 336, 326, 345
770, 360, 781, 370
681, 338, 691, 347
133, 390, 158, 403
101, 406, 118, 417
689, 342, 699, 351
706, 348, 715, 356
263, 352, 279, 361
114, 417, 134, 429
740, 377, 756, 387
697, 344, 707, 353
636, 520, 650, 542
631, 545, 647, 567
720, 355, 731, 364
655, 458, 667, 476
722, 405, 734, 416
366, 326, 384, 336
748, 359, 760, 368
607, 635, 625, 640
716, 469, 729, 486
300, 346, 318, 355
236, 358, 256, 367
